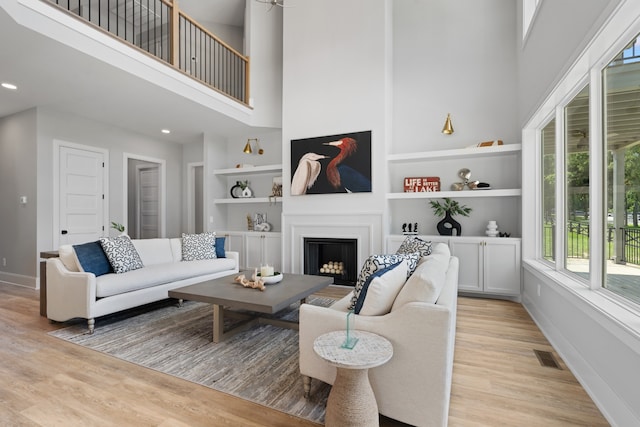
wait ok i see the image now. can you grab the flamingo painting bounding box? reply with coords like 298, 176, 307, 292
290, 130, 372, 195
324, 138, 372, 192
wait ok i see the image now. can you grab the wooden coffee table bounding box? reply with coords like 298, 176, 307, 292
169, 272, 333, 343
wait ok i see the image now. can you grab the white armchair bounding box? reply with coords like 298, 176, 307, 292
299, 251, 459, 427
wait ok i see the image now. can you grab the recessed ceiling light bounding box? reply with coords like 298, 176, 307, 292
1, 82, 17, 90
161, 129, 170, 134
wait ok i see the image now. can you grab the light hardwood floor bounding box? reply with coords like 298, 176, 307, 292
0, 283, 608, 426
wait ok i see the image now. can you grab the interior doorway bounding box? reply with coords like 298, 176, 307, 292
187, 162, 204, 234
124, 154, 166, 239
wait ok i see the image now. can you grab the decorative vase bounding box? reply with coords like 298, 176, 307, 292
437, 211, 462, 236
230, 181, 242, 198
486, 220, 499, 237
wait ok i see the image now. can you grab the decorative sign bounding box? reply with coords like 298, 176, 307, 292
403, 177, 440, 192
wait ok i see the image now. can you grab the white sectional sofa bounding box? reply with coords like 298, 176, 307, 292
47, 237, 239, 333
299, 242, 459, 427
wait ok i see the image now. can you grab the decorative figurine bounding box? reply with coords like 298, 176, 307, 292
234, 268, 266, 291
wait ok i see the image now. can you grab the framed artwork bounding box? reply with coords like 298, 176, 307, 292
290, 130, 372, 195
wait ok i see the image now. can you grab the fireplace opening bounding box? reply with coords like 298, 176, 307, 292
304, 238, 358, 286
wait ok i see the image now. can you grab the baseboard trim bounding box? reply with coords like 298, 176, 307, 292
0, 271, 37, 289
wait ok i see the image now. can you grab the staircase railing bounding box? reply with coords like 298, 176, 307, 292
45, 0, 250, 106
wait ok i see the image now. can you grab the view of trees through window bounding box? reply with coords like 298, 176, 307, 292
603, 34, 640, 304
542, 118, 556, 263
564, 86, 590, 278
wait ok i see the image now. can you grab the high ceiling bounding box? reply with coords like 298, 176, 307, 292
0, 0, 249, 144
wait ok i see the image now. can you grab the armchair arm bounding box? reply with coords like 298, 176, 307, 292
225, 251, 240, 271
300, 300, 455, 425
46, 258, 97, 321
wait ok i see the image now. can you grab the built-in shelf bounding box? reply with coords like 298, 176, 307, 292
386, 188, 522, 199
214, 197, 282, 204
387, 143, 521, 164
213, 164, 282, 176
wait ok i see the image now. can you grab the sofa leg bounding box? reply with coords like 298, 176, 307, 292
177, 298, 184, 307
303, 375, 311, 398
87, 318, 95, 334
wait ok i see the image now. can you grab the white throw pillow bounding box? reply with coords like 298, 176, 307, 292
353, 260, 408, 315
349, 252, 419, 310
99, 235, 144, 274
182, 232, 217, 261
391, 252, 449, 310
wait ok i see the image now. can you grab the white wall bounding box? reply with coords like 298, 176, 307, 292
393, 0, 519, 153
182, 140, 204, 232
37, 108, 185, 255
0, 109, 38, 286
245, 0, 283, 128
282, 0, 390, 213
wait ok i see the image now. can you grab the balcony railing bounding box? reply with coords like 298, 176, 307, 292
45, 0, 249, 105
543, 221, 640, 266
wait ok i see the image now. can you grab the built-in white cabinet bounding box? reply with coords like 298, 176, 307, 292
386, 234, 521, 298
220, 230, 281, 271
448, 237, 521, 296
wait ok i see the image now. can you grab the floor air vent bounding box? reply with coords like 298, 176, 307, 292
534, 349, 562, 369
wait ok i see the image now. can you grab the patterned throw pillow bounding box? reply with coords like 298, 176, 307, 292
99, 235, 144, 274
182, 232, 217, 261
396, 235, 432, 258
349, 252, 420, 310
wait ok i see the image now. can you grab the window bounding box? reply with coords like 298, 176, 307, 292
523, 0, 541, 40
541, 118, 556, 263
537, 32, 640, 307
565, 86, 590, 278
603, 34, 640, 305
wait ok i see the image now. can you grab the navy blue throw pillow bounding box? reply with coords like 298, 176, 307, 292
215, 236, 226, 258
73, 241, 113, 276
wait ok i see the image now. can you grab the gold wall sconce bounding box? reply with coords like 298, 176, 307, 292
442, 113, 454, 135
243, 138, 264, 155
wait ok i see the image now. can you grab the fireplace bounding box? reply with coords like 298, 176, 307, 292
304, 238, 358, 286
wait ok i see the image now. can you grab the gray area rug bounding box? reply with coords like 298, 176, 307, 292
49, 297, 335, 424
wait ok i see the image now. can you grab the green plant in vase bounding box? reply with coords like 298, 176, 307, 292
111, 222, 125, 233
429, 198, 471, 236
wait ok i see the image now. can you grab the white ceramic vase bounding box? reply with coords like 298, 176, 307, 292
486, 220, 499, 237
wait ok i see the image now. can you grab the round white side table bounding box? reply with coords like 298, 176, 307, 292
313, 330, 393, 427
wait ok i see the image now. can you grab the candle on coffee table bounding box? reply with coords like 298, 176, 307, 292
260, 264, 274, 277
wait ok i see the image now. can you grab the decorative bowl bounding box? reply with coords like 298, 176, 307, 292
257, 272, 283, 284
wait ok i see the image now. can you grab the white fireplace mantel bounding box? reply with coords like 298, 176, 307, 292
282, 213, 384, 274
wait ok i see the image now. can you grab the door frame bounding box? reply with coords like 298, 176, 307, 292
123, 153, 166, 238
187, 161, 204, 233
135, 163, 161, 239
52, 139, 109, 248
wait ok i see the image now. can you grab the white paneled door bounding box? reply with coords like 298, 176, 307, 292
58, 146, 106, 246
